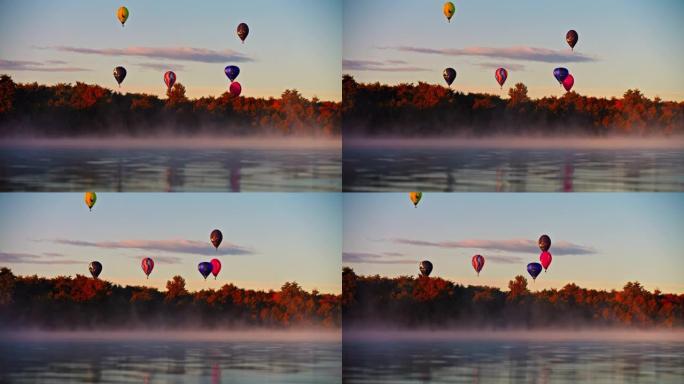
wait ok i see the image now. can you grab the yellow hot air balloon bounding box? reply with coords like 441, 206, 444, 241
117, 6, 129, 27
409, 192, 422, 207
443, 2, 455, 23
85, 192, 97, 211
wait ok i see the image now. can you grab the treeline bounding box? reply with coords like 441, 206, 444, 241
342, 75, 684, 136
0, 75, 340, 137
342, 268, 684, 329
0, 268, 340, 329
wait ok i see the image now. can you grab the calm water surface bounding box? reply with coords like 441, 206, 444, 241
0, 145, 340, 191
343, 147, 684, 191
343, 339, 684, 383
0, 339, 341, 383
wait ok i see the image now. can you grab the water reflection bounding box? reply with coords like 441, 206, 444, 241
343, 148, 684, 191
343, 340, 684, 383
0, 340, 341, 383
0, 147, 340, 191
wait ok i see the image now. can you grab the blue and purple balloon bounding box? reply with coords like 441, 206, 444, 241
527, 262, 542, 281
224, 66, 240, 82
198, 262, 213, 280
553, 67, 569, 84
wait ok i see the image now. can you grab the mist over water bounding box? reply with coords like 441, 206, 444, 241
0, 330, 341, 384
343, 137, 684, 191
343, 330, 684, 384
0, 138, 341, 191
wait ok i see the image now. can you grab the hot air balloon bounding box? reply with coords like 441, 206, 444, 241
472, 254, 485, 276
540, 251, 552, 272
443, 2, 455, 23
117, 6, 129, 27
563, 74, 574, 92
443, 68, 456, 87
84, 192, 97, 211
198, 262, 213, 280
224, 66, 240, 82
553, 68, 569, 84
495, 68, 508, 89
164, 71, 176, 91
409, 192, 422, 207
419, 260, 433, 277
230, 81, 242, 97
210, 229, 223, 250
113, 66, 127, 87
141, 257, 154, 279
538, 234, 551, 252
210, 258, 222, 280
237, 23, 249, 43
527, 262, 542, 281
566, 30, 578, 51
89, 261, 102, 279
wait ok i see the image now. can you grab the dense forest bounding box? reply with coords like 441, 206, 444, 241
342, 75, 684, 136
0, 268, 340, 329
342, 268, 684, 329
0, 75, 340, 137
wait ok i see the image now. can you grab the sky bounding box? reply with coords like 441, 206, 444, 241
0, 193, 342, 294
343, 193, 684, 293
0, 0, 342, 101
343, 0, 684, 100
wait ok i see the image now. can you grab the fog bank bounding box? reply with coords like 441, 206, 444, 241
0, 136, 341, 150
344, 329, 684, 343
345, 136, 684, 150
1, 329, 341, 343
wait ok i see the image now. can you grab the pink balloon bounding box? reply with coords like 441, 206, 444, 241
210, 258, 222, 279
540, 251, 553, 271
229, 81, 242, 97
141, 257, 154, 278
562, 74, 574, 92
471, 254, 485, 276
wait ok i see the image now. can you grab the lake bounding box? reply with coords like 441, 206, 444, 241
0, 331, 341, 383
343, 138, 684, 191
343, 331, 684, 383
0, 139, 341, 191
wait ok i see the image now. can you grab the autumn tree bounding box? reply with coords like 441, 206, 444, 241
508, 83, 530, 105
507, 275, 529, 301
165, 275, 188, 302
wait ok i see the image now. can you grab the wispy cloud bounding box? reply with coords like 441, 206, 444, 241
343, 59, 430, 72
49, 46, 254, 64
343, 252, 415, 264
128, 255, 183, 264
136, 62, 186, 72
47, 239, 254, 256
391, 238, 596, 256
486, 255, 525, 264
475, 62, 526, 71
0, 252, 81, 265
0, 59, 90, 72
380, 46, 596, 63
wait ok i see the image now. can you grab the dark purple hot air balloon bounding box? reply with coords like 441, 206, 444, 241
224, 66, 240, 82
89, 261, 102, 279
553, 68, 569, 84
198, 262, 213, 280
566, 30, 578, 50
237, 23, 249, 43
527, 262, 542, 281
419, 260, 433, 277
443, 67, 456, 87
